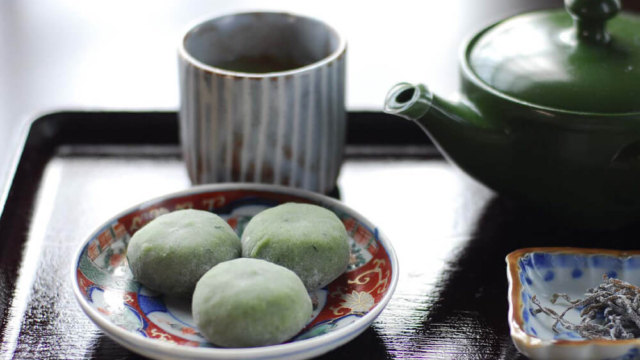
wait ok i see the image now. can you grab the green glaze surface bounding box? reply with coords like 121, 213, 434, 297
384, 1, 640, 228
468, 8, 640, 113
126, 209, 241, 296
241, 203, 350, 291
192, 258, 312, 348
566, 0, 621, 44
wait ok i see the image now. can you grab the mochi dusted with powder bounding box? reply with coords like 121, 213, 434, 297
126, 209, 241, 296
192, 258, 312, 347
241, 203, 350, 291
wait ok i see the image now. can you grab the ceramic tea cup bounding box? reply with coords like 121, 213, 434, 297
178, 12, 347, 194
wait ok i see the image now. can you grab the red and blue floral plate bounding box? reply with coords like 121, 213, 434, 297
71, 184, 398, 360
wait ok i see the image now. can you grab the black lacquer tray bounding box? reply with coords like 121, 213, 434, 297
1, 111, 638, 359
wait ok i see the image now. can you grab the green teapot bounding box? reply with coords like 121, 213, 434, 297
384, 0, 640, 228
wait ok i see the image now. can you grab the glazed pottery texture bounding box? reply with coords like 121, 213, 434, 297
507, 248, 640, 360
71, 185, 397, 360
385, 0, 640, 228
178, 12, 347, 194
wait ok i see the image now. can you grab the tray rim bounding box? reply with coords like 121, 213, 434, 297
0, 109, 180, 221
0, 110, 434, 223
0, 110, 40, 221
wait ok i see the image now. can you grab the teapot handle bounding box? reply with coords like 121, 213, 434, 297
565, 0, 621, 44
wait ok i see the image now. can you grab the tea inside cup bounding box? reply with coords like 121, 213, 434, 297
182, 12, 343, 74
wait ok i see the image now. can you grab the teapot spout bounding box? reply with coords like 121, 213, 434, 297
384, 82, 510, 185
384, 83, 434, 122
383, 82, 484, 129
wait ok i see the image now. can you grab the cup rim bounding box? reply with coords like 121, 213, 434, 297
178, 11, 347, 78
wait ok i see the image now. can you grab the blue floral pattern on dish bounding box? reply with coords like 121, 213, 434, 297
508, 248, 640, 360
516, 252, 640, 342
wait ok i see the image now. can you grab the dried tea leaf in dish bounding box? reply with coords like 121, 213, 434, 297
192, 258, 312, 348
241, 203, 350, 291
126, 209, 241, 296
531, 275, 640, 340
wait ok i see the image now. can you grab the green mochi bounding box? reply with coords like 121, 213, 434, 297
241, 203, 350, 291
126, 209, 241, 296
192, 258, 312, 348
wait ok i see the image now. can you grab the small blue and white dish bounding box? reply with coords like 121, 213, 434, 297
507, 247, 640, 360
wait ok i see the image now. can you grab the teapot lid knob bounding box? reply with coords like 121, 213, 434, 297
565, 0, 621, 44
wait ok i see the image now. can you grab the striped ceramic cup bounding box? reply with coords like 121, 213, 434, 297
178, 12, 347, 194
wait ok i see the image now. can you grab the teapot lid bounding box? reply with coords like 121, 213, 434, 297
467, 0, 640, 114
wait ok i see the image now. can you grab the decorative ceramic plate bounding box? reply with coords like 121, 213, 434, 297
71, 184, 398, 360
507, 247, 640, 360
